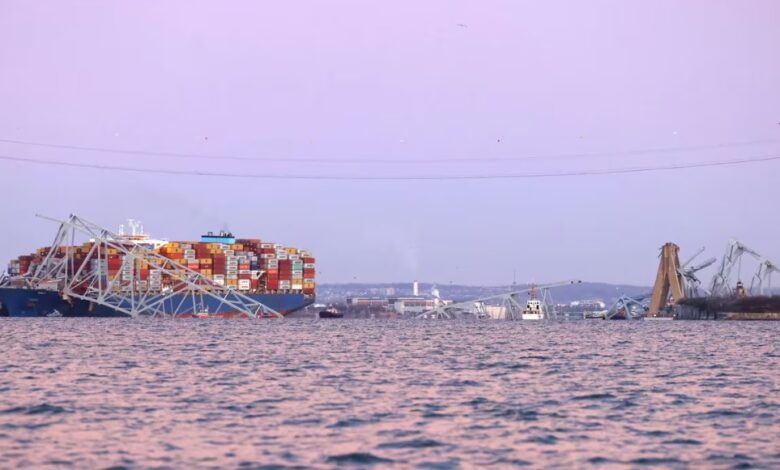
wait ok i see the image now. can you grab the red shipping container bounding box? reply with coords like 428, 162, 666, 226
302, 257, 315, 264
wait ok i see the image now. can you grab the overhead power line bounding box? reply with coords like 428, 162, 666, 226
0, 137, 779, 163
0, 153, 778, 180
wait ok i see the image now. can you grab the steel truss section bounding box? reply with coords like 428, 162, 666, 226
710, 240, 779, 297
606, 293, 650, 320
22, 214, 281, 318
417, 280, 580, 320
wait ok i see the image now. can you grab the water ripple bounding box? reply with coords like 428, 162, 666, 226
0, 318, 777, 468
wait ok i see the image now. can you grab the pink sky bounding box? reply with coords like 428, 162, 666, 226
1, 1, 779, 284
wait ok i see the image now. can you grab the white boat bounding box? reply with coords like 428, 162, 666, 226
521, 285, 544, 320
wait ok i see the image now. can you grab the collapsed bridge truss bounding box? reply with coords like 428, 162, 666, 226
13, 214, 281, 318
417, 280, 581, 320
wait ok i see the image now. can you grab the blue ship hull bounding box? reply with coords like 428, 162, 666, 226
0, 287, 312, 318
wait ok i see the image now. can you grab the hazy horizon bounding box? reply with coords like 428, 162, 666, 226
2, 1, 779, 285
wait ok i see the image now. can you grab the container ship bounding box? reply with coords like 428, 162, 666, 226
0, 216, 315, 318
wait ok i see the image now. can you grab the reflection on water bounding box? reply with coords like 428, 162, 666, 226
0, 319, 778, 468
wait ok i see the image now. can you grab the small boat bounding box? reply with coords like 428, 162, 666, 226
318, 307, 343, 319
583, 310, 607, 320
522, 285, 544, 320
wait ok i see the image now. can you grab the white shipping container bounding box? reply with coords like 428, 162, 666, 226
260, 243, 274, 249
223, 249, 235, 256
289, 254, 300, 261
303, 263, 316, 269
303, 278, 315, 283
239, 269, 251, 275
276, 254, 288, 260
213, 278, 225, 286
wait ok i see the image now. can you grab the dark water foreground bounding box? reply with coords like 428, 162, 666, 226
0, 319, 778, 469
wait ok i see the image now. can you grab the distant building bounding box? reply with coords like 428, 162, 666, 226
346, 297, 389, 308
569, 300, 606, 310
388, 297, 451, 315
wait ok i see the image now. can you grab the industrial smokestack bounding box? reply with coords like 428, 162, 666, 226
413, 280, 419, 297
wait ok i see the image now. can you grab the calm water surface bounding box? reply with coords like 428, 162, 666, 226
0, 319, 778, 469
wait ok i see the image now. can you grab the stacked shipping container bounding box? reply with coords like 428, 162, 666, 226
6, 236, 315, 296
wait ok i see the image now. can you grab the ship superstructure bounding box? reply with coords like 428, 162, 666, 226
521, 285, 544, 320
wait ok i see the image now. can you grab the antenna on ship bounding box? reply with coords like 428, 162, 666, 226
127, 219, 144, 237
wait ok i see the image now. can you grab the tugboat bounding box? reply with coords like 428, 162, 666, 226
318, 306, 343, 319
521, 285, 544, 320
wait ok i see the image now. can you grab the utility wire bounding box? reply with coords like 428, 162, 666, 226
0, 137, 779, 164
0, 153, 778, 180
